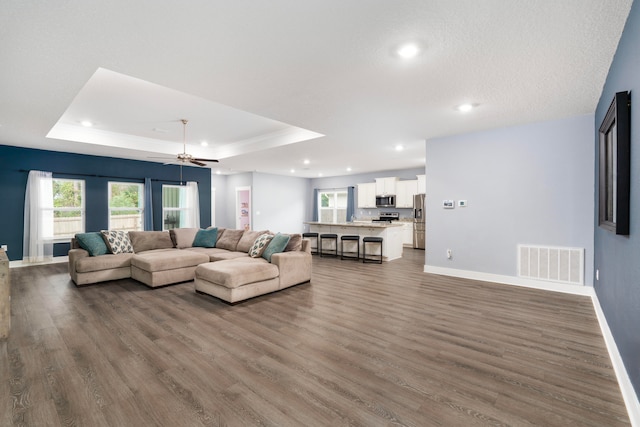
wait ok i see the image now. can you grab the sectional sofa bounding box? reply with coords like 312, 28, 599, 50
68, 227, 312, 303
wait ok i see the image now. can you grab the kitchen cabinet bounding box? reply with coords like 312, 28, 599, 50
396, 180, 418, 208
416, 174, 426, 194
401, 222, 413, 246
357, 183, 376, 208
375, 177, 398, 195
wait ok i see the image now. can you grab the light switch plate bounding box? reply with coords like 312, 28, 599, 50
443, 200, 454, 209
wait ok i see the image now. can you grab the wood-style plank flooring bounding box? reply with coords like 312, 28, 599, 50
1, 249, 630, 426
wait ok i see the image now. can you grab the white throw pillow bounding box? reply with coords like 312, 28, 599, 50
101, 230, 134, 254
249, 233, 274, 258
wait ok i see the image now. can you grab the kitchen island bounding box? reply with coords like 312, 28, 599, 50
304, 221, 404, 261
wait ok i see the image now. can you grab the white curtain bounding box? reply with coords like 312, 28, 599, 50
182, 181, 200, 228
23, 170, 54, 263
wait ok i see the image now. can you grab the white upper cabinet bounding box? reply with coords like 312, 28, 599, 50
396, 180, 418, 208
375, 177, 398, 195
416, 174, 426, 194
357, 183, 377, 208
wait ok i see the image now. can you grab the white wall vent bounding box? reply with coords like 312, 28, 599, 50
517, 245, 584, 285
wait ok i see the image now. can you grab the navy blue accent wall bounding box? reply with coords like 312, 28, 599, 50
0, 145, 211, 261
594, 1, 640, 397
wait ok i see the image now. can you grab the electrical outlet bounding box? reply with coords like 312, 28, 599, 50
446, 249, 452, 259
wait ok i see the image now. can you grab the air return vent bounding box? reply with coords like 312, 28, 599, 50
517, 245, 584, 285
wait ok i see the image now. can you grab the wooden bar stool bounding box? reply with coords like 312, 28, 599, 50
302, 232, 319, 254
319, 233, 338, 257
340, 235, 360, 260
362, 237, 383, 264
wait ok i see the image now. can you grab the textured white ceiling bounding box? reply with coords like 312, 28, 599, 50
0, 0, 632, 177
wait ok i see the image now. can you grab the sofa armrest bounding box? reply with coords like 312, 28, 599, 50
68, 248, 89, 282
69, 249, 89, 273
271, 250, 311, 288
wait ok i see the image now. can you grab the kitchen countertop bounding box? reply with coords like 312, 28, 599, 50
304, 221, 404, 228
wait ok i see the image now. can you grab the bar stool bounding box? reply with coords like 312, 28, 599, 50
319, 233, 338, 257
302, 232, 319, 254
340, 235, 360, 261
362, 237, 383, 264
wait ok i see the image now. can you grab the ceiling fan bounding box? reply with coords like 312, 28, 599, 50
169, 119, 219, 167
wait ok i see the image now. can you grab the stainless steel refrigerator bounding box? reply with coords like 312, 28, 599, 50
413, 194, 425, 249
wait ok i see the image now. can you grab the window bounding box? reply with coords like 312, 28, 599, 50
163, 185, 185, 230
318, 189, 347, 223
108, 182, 144, 231
162, 183, 200, 230
53, 178, 85, 239
598, 91, 630, 235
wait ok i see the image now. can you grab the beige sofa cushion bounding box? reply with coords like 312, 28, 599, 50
76, 253, 133, 273
129, 231, 174, 253
196, 258, 279, 289
169, 228, 199, 248
215, 229, 243, 251
209, 251, 249, 262
284, 233, 303, 251
236, 230, 267, 253
131, 249, 209, 272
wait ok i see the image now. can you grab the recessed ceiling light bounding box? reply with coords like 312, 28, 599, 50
397, 43, 419, 59
456, 103, 475, 113
346, 167, 352, 172
395, 144, 404, 151
290, 169, 295, 173
200, 141, 208, 147
215, 170, 221, 175
318, 172, 323, 177
303, 159, 310, 165
81, 120, 93, 127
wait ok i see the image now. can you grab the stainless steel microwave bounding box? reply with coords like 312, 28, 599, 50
376, 195, 396, 208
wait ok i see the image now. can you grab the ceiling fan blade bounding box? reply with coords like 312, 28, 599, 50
193, 158, 219, 163
189, 159, 206, 167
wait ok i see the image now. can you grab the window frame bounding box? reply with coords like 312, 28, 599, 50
318, 188, 348, 224
52, 178, 85, 241
598, 91, 631, 235
108, 181, 144, 231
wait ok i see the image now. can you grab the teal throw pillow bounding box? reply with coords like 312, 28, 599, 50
193, 228, 218, 248
261, 232, 291, 262
75, 232, 109, 256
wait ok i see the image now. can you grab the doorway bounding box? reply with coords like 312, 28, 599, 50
235, 186, 251, 230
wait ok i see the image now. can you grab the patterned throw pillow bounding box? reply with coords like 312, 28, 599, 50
100, 230, 134, 254
249, 234, 274, 258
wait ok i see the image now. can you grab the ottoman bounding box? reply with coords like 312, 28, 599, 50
195, 258, 280, 303
131, 249, 210, 287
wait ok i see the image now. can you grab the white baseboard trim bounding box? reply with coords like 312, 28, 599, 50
423, 264, 639, 425
591, 293, 640, 426
422, 265, 593, 296
10, 256, 68, 269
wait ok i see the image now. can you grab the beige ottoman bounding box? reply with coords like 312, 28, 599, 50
195, 258, 280, 303
131, 249, 210, 287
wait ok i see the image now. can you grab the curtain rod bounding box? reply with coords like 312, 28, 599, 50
18, 169, 199, 184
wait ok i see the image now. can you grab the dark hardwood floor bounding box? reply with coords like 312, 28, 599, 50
1, 249, 630, 426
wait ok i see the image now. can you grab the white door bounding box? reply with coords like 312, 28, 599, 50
235, 186, 251, 230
